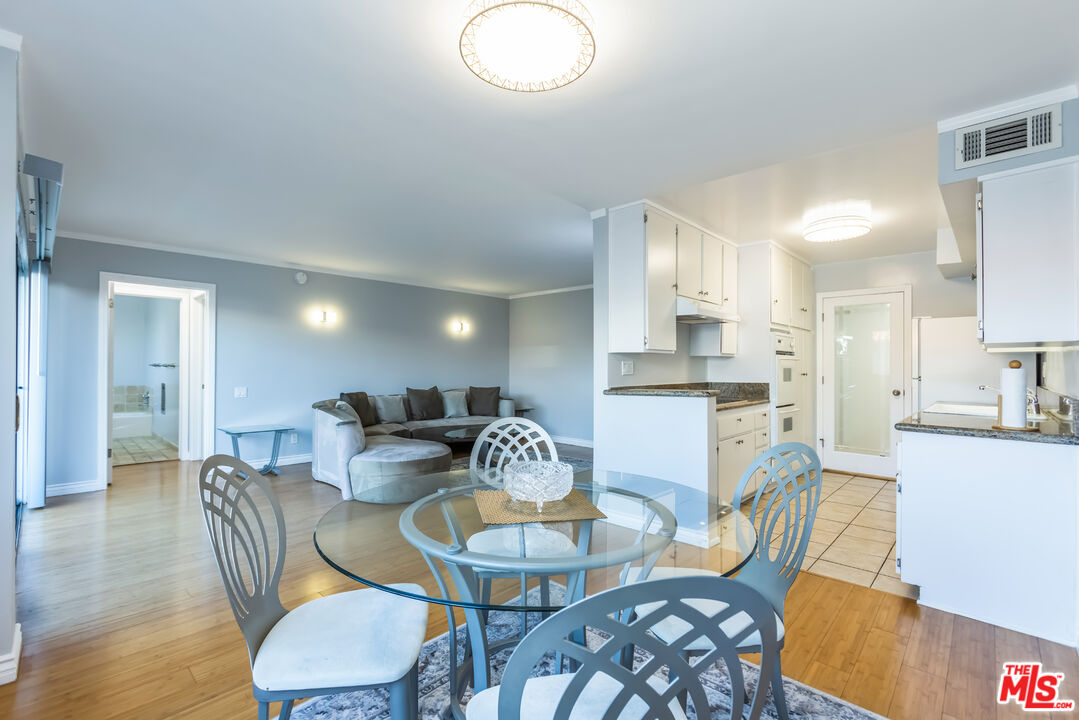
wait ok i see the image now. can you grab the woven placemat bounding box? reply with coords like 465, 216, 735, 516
474, 489, 607, 525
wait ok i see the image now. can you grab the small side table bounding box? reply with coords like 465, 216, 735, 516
515, 406, 535, 418
218, 424, 294, 475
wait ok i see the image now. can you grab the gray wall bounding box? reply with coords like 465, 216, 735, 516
46, 237, 510, 491
0, 46, 18, 670
508, 289, 593, 442
814, 250, 976, 317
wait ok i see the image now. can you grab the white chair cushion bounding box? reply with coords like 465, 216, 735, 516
627, 566, 784, 651
251, 584, 428, 692
466, 672, 688, 720
467, 526, 577, 558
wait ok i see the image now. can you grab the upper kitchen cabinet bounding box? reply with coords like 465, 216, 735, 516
609, 202, 678, 353
700, 233, 725, 303
979, 161, 1079, 346
791, 259, 814, 330
770, 247, 793, 326
676, 226, 733, 307
676, 224, 702, 299
722, 242, 739, 314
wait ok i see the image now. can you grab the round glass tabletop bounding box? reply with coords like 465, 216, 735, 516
314, 467, 758, 613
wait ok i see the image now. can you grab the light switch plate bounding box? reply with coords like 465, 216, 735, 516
289, 433, 298, 444
621, 360, 635, 376
234, 386, 248, 399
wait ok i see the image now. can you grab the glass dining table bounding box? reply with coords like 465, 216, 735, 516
313, 466, 758, 719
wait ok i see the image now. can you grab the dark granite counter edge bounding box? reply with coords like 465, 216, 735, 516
895, 418, 1079, 446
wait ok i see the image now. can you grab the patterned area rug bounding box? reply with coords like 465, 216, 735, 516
290, 602, 883, 720
449, 455, 594, 472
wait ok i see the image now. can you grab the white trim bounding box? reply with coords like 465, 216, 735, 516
0, 28, 22, 52
589, 209, 607, 220
98, 273, 217, 490
811, 248, 936, 269
508, 284, 593, 300
916, 595, 1077, 648
937, 85, 1078, 133
46, 480, 105, 497
603, 199, 738, 248
723, 237, 814, 267
976, 153, 1079, 183
63, 231, 512, 299
0, 624, 22, 685
550, 435, 594, 448
242, 453, 312, 469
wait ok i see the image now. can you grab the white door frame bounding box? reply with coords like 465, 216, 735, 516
816, 285, 911, 477
96, 272, 216, 489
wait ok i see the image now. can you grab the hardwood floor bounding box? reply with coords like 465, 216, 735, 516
2, 458, 1076, 719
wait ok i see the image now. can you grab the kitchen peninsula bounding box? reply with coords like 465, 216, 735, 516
594, 382, 769, 547
896, 410, 1079, 646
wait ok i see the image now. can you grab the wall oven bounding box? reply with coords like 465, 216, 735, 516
777, 406, 801, 444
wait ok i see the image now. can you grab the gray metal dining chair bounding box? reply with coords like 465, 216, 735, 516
465, 576, 778, 720
197, 454, 428, 720
627, 442, 822, 720
468, 418, 578, 622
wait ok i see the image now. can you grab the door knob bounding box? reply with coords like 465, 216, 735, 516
892, 389, 901, 397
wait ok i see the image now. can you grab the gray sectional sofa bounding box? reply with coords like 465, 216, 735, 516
310, 388, 515, 501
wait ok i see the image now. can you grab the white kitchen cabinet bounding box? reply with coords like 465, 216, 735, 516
770, 247, 792, 326
701, 233, 725, 302
675, 224, 702, 299
717, 432, 755, 504
721, 242, 738, 314
979, 161, 1079, 346
608, 203, 678, 353
791, 260, 813, 330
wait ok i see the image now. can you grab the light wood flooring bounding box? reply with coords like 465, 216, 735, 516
2, 459, 1076, 719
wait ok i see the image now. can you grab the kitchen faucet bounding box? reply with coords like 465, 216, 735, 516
978, 384, 1040, 414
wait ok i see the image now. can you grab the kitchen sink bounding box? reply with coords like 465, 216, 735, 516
924, 401, 1048, 422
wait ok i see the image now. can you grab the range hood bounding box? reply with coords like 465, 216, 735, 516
675, 296, 740, 324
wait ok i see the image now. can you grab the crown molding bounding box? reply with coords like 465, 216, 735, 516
508, 284, 592, 300
937, 85, 1078, 133
0, 28, 22, 52
58, 231, 515, 299
589, 209, 607, 220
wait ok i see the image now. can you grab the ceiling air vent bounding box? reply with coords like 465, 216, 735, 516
954, 103, 1062, 170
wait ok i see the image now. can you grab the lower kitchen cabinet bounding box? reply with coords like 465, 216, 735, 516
716, 405, 770, 504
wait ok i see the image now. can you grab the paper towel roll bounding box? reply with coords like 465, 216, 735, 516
1001, 363, 1027, 428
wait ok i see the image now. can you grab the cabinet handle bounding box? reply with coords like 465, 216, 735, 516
774, 299, 779, 304
800, 372, 808, 376
723, 297, 729, 302
703, 291, 710, 296
736, 439, 744, 445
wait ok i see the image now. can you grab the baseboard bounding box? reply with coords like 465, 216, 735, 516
46, 480, 105, 497
0, 624, 22, 685
243, 452, 312, 469
916, 593, 1077, 648
550, 435, 594, 448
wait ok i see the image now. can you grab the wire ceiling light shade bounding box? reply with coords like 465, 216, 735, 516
460, 1, 595, 92
802, 201, 873, 243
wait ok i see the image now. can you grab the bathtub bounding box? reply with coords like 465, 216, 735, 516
113, 410, 153, 439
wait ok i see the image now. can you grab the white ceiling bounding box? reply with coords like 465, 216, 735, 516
3, 1, 1079, 295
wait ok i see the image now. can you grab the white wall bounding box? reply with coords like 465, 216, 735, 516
112, 296, 148, 385
814, 250, 976, 318
46, 237, 511, 492
0, 45, 19, 682
144, 297, 180, 444
508, 288, 593, 443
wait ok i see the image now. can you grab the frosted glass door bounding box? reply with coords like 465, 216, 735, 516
821, 291, 908, 476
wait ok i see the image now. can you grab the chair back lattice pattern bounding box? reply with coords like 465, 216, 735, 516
732, 442, 822, 618
470, 417, 559, 472
197, 454, 288, 664
497, 576, 777, 720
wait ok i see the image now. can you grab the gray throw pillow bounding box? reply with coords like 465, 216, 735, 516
442, 389, 469, 418
339, 391, 378, 427
469, 386, 500, 416
335, 400, 360, 422
372, 394, 407, 424
407, 386, 445, 421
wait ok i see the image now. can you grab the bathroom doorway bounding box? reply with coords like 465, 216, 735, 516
97, 273, 216, 488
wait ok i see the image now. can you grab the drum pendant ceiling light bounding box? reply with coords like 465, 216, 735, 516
460, 1, 595, 92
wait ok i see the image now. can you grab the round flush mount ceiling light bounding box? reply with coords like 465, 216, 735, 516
460, 1, 595, 92
802, 201, 873, 243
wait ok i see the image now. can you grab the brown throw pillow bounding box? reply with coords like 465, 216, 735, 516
406, 386, 445, 421
469, 386, 500, 416
339, 391, 378, 427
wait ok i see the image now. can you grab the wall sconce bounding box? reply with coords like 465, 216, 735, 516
308, 308, 338, 326
448, 318, 472, 336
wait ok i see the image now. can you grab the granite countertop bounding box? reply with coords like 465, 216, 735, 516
895, 411, 1079, 446
604, 382, 770, 410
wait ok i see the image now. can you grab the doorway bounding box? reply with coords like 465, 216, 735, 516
818, 287, 911, 477
97, 273, 215, 488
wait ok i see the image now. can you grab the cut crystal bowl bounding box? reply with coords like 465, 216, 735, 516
503, 460, 573, 513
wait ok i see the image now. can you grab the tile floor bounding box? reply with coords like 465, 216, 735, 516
765, 470, 917, 599
112, 436, 179, 466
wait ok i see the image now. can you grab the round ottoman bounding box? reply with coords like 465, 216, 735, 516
347, 436, 452, 504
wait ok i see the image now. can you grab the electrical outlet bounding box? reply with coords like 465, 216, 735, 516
621, 360, 635, 376
233, 386, 248, 399
289, 433, 298, 444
